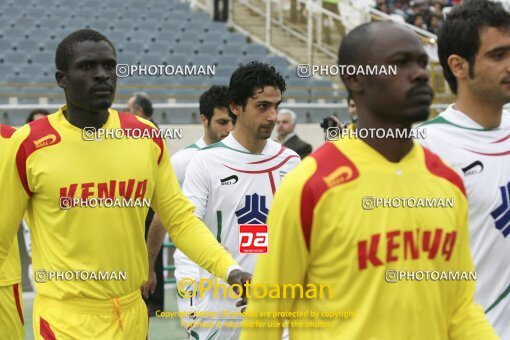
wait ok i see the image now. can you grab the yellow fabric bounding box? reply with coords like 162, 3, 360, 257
33, 289, 147, 340
0, 284, 25, 339
241, 138, 497, 340
0, 125, 21, 286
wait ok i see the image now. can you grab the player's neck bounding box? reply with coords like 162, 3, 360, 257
357, 120, 414, 163
232, 129, 267, 154
64, 104, 109, 130
455, 92, 503, 128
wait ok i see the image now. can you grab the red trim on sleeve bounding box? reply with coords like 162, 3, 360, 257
422, 147, 466, 196
0, 124, 16, 138
300, 143, 359, 251
40, 317, 57, 340
12, 283, 24, 325
16, 117, 61, 196
117, 112, 164, 164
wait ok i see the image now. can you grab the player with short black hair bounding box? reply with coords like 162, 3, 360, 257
419, 1, 510, 337
241, 21, 497, 339
180, 63, 299, 339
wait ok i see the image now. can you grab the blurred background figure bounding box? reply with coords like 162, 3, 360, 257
26, 109, 49, 123
213, 0, 229, 22
276, 108, 312, 159
127, 92, 164, 315
128, 92, 158, 127
347, 94, 358, 125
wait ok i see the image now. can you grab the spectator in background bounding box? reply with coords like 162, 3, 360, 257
290, 0, 305, 24
348, 94, 358, 124
213, 0, 228, 22
375, 0, 390, 14
127, 91, 164, 316
128, 92, 157, 127
276, 109, 312, 159
406, 3, 423, 24
413, 14, 428, 30
428, 12, 443, 34
26, 109, 49, 123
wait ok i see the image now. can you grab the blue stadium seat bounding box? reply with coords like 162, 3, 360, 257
167, 54, 189, 66
219, 44, 242, 57
30, 52, 54, 64
197, 43, 220, 56
3, 28, 27, 40
243, 44, 267, 57
171, 42, 194, 55
218, 55, 240, 67
264, 56, 289, 72
119, 42, 145, 55
190, 55, 216, 67
224, 32, 246, 45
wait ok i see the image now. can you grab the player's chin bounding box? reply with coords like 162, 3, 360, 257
405, 106, 430, 123
256, 130, 273, 140
90, 98, 114, 110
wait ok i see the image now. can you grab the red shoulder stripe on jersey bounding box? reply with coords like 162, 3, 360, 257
248, 146, 285, 164
118, 112, 164, 164
492, 133, 510, 144
13, 283, 24, 325
16, 117, 61, 196
40, 317, 56, 340
300, 142, 359, 251
423, 147, 466, 196
0, 124, 16, 138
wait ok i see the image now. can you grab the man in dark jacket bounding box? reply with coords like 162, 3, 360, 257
276, 108, 312, 159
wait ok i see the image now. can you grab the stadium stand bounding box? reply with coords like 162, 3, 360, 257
0, 0, 341, 126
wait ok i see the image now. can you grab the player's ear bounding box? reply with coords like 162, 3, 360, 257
56, 70, 67, 89
341, 73, 364, 93
200, 114, 209, 127
447, 54, 468, 80
229, 102, 240, 117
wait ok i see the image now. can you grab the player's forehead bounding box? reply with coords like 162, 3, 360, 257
477, 26, 510, 55
369, 25, 426, 60
211, 107, 230, 120
248, 86, 282, 104
68, 40, 116, 66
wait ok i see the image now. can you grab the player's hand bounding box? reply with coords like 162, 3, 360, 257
228, 269, 251, 312
142, 271, 157, 299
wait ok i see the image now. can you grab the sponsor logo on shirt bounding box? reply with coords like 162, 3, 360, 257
235, 194, 268, 224
220, 175, 239, 186
323, 166, 354, 187
239, 224, 268, 254
33, 134, 57, 149
461, 160, 484, 176
357, 228, 457, 270
59, 179, 148, 205
491, 181, 510, 237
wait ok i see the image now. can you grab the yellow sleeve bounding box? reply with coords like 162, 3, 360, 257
0, 128, 29, 269
449, 194, 498, 339
151, 139, 237, 282
241, 159, 315, 340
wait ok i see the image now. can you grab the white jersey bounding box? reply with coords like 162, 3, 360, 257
183, 133, 300, 320
418, 105, 510, 339
171, 137, 207, 283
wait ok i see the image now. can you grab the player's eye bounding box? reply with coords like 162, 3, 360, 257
104, 63, 115, 70
80, 63, 93, 70
491, 52, 506, 61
